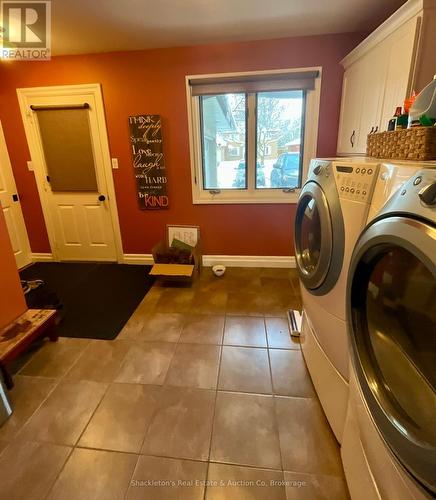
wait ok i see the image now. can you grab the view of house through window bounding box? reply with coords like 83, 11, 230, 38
200, 90, 304, 190
256, 90, 304, 189
200, 93, 246, 189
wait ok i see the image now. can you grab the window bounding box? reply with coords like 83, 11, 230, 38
187, 68, 321, 204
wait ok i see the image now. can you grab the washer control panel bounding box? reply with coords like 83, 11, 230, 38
333, 163, 379, 203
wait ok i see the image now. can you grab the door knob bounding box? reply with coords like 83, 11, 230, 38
98, 194, 106, 202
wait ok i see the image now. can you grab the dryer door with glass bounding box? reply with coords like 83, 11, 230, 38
295, 180, 344, 295
348, 215, 436, 496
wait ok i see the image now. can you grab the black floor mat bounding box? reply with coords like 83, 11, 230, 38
20, 262, 154, 340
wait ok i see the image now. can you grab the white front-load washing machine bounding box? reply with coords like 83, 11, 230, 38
294, 158, 381, 441
342, 167, 436, 499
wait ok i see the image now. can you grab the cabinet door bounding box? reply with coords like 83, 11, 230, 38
337, 62, 363, 155
355, 44, 389, 153
380, 17, 420, 133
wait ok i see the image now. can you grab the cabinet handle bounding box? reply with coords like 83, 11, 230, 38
374, 126, 378, 133
369, 126, 374, 134
350, 130, 355, 147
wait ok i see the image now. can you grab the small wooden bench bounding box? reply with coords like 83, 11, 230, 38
0, 309, 58, 390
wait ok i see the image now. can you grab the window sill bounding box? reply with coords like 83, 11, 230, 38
192, 190, 300, 204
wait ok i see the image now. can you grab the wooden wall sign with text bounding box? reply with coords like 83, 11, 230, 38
128, 114, 169, 209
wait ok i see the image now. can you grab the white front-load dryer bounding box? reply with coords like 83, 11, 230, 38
368, 161, 436, 224
295, 158, 381, 441
342, 168, 436, 499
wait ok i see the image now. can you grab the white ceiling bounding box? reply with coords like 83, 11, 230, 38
51, 0, 407, 55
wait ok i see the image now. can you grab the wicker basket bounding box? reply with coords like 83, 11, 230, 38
366, 127, 436, 161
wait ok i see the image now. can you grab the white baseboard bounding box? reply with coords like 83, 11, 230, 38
30, 252, 295, 269
202, 255, 296, 268
123, 253, 154, 265
31, 252, 54, 262
122, 253, 295, 268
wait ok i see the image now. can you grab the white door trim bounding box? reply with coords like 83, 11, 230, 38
0, 120, 32, 268
16, 84, 123, 263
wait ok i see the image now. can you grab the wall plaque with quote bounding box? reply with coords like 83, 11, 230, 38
128, 114, 169, 209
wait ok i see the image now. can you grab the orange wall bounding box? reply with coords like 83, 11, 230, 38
0, 209, 27, 331
0, 33, 363, 256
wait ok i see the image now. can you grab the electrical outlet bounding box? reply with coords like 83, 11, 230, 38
27, 161, 34, 171
111, 158, 119, 169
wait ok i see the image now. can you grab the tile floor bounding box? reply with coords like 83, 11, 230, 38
0, 267, 349, 499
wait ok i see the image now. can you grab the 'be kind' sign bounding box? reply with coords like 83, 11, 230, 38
128, 114, 169, 209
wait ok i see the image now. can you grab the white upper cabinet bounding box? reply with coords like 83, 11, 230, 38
337, 62, 363, 154
337, 0, 436, 156
379, 17, 420, 134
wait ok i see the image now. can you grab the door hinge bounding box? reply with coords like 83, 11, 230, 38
12, 193, 19, 202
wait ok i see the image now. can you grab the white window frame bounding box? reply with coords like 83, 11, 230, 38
186, 67, 322, 204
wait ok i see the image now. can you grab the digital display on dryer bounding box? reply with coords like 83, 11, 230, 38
336, 165, 353, 173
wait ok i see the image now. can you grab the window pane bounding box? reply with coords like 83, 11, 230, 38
256, 90, 304, 189
36, 108, 98, 192
200, 93, 246, 190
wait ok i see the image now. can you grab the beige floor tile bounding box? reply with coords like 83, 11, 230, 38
0, 376, 57, 440
210, 392, 282, 469
127, 455, 207, 500
284, 471, 349, 500
265, 318, 300, 349
115, 342, 176, 384
270, 350, 315, 397
165, 344, 221, 389
260, 268, 294, 279
206, 463, 286, 500
142, 386, 215, 461
0, 440, 8, 455
218, 346, 272, 394
116, 315, 147, 340
190, 290, 228, 314
223, 316, 267, 347
154, 287, 196, 313
194, 275, 228, 293
0, 441, 71, 500
179, 314, 224, 344
261, 291, 301, 317
226, 292, 265, 316
275, 397, 342, 475
138, 313, 184, 342
134, 287, 164, 314
16, 379, 107, 445
65, 340, 131, 382
79, 383, 160, 453
46, 448, 137, 500
260, 276, 293, 294
19, 338, 90, 378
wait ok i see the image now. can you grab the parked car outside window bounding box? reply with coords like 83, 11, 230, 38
270, 152, 301, 188
232, 160, 266, 188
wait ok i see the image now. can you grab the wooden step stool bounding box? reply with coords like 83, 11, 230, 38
0, 309, 58, 390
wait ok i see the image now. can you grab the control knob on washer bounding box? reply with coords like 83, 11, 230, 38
313, 164, 323, 175
418, 182, 436, 206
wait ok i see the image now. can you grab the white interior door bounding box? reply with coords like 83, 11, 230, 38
18, 86, 120, 262
0, 121, 32, 269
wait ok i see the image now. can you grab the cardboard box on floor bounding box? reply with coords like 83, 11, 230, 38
150, 225, 202, 284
